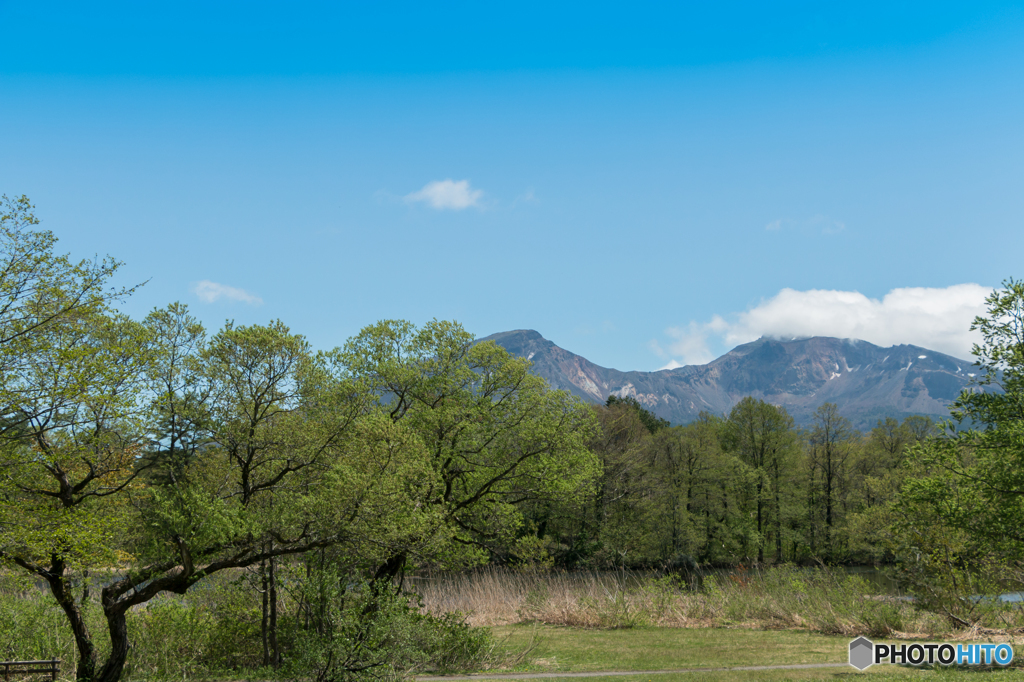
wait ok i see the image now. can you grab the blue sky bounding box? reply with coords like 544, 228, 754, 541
2, 2, 1022, 370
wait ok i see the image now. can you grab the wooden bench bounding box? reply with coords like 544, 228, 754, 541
0, 660, 60, 682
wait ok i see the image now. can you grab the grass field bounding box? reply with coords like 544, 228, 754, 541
458, 625, 1022, 681
493, 625, 845, 671
451, 670, 1021, 681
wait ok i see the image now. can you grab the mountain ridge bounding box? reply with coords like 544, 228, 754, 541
479, 329, 978, 429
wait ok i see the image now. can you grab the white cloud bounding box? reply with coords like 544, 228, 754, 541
404, 179, 483, 210
659, 284, 991, 367
660, 317, 729, 366
192, 280, 263, 305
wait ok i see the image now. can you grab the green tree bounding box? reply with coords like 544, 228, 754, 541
846, 415, 934, 562
134, 312, 382, 674
0, 198, 148, 682
0, 312, 152, 679
806, 402, 857, 559
605, 394, 670, 434
0, 198, 600, 680
677, 414, 744, 563
4, 302, 380, 682
0, 195, 137, 439
722, 397, 799, 563
137, 302, 212, 486
647, 413, 737, 564
589, 401, 659, 566
339, 319, 601, 579
893, 279, 1024, 621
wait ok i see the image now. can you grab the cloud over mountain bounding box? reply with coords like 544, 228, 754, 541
659, 284, 991, 367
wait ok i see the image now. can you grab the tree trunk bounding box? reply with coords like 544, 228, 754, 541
756, 480, 764, 564
45, 566, 98, 682
96, 608, 130, 682
773, 458, 783, 563
260, 558, 270, 667
825, 454, 834, 551
269, 554, 279, 667
372, 553, 405, 585
703, 488, 712, 559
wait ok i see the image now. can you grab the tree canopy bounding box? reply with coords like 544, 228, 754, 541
0, 201, 600, 682
892, 279, 1024, 623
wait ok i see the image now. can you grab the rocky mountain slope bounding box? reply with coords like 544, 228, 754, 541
480, 330, 980, 429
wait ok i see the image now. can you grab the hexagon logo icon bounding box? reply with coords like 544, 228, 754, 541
849, 636, 874, 670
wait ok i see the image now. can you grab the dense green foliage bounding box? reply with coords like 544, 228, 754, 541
891, 279, 1024, 625
521, 396, 929, 569
0, 198, 597, 682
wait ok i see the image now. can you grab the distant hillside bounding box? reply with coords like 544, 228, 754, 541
479, 330, 980, 429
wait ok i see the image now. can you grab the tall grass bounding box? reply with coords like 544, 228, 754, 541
0, 571, 264, 681
0, 569, 498, 681
415, 566, 1023, 638
5, 565, 1023, 682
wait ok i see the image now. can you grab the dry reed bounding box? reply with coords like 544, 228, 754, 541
413, 566, 1024, 640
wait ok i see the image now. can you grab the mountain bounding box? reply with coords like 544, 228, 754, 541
479, 330, 980, 429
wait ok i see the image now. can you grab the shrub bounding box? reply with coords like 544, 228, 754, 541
289, 568, 494, 682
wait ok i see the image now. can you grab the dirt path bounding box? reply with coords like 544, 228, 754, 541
416, 662, 850, 680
